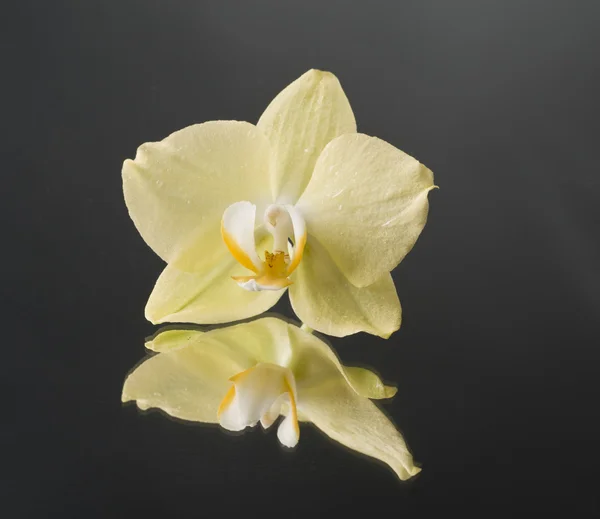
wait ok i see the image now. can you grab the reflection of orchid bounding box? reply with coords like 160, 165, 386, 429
123, 69, 435, 337
123, 318, 421, 480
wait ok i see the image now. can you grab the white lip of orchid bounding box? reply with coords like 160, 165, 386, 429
221, 201, 307, 292
217, 362, 300, 448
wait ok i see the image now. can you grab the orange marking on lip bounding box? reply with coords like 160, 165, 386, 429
283, 377, 300, 438
221, 223, 259, 273
286, 231, 307, 276
228, 366, 255, 384
217, 385, 236, 419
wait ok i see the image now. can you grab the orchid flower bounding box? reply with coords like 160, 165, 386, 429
122, 318, 421, 480
123, 69, 435, 337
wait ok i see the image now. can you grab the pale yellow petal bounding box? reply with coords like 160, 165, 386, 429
145, 258, 284, 325
288, 236, 401, 338
205, 318, 294, 368
298, 378, 421, 481
122, 335, 235, 423
122, 121, 273, 272
145, 329, 203, 353
257, 69, 356, 204
287, 326, 397, 399
297, 133, 435, 287
343, 367, 397, 399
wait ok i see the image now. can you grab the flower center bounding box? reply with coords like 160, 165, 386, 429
217, 363, 300, 448
221, 201, 307, 291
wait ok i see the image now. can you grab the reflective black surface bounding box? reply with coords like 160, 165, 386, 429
3, 1, 599, 517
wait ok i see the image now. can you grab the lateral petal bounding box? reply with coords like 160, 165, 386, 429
297, 133, 435, 287
123, 121, 273, 272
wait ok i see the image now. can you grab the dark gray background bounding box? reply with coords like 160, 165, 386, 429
3, 1, 599, 517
